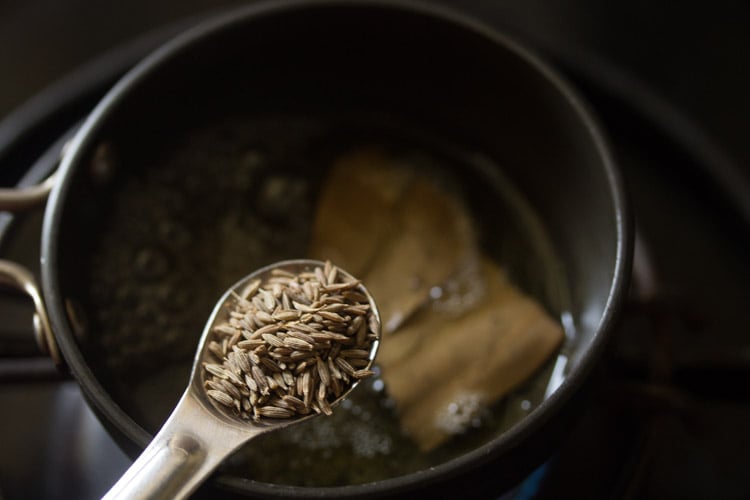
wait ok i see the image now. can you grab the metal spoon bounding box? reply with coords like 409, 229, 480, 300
103, 259, 381, 500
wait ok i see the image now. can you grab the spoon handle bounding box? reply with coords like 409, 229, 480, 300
102, 390, 253, 500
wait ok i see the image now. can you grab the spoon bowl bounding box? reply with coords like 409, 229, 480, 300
103, 259, 381, 500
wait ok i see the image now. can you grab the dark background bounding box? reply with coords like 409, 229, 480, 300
1, 0, 748, 182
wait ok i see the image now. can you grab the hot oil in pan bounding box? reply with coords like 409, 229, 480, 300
83, 115, 573, 487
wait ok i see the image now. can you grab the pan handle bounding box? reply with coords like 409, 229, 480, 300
0, 140, 67, 370
0, 119, 72, 212
0, 259, 63, 368
0, 171, 58, 211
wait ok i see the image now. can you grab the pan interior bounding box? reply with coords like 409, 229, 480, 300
59, 112, 571, 486
50, 1, 621, 492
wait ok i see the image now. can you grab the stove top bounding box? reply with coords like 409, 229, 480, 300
1, 2, 748, 499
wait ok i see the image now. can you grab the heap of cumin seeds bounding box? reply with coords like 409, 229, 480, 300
203, 260, 379, 422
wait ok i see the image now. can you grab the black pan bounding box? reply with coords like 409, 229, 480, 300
1, 0, 632, 497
